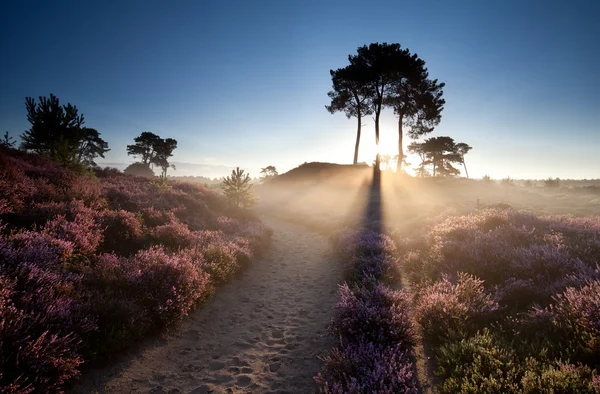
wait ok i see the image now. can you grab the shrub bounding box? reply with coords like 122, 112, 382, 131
123, 162, 155, 178
549, 280, 600, 360
315, 340, 418, 394
521, 360, 599, 394
545, 177, 561, 188
97, 209, 145, 255
436, 329, 521, 394
0, 148, 272, 391
336, 228, 396, 261
332, 282, 415, 348
414, 273, 499, 344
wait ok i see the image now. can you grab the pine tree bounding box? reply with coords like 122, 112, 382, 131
221, 167, 258, 208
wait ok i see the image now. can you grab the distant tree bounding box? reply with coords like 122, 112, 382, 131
501, 176, 515, 186
260, 165, 278, 180
385, 51, 445, 172
221, 167, 257, 208
326, 64, 373, 164
151, 137, 177, 178
1, 131, 16, 148
408, 141, 430, 177
410, 137, 468, 177
20, 94, 109, 166
455, 142, 472, 178
126, 131, 161, 165
544, 177, 560, 188
379, 153, 392, 170
124, 162, 155, 178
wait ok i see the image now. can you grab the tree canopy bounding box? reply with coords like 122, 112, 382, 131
127, 132, 177, 178
221, 167, 257, 208
20, 94, 109, 167
408, 136, 471, 177
326, 64, 373, 165
260, 165, 279, 181
328, 43, 446, 171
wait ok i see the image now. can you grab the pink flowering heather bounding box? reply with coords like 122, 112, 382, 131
43, 212, 102, 255
97, 209, 145, 255
414, 272, 499, 344
317, 227, 417, 393
315, 340, 418, 394
336, 227, 397, 260
332, 282, 414, 348
0, 147, 271, 392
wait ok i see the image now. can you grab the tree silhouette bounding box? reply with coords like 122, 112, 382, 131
127, 132, 177, 178
1, 132, 16, 149
124, 162, 156, 178
260, 165, 278, 180
20, 94, 109, 166
409, 137, 469, 177
455, 142, 472, 178
221, 167, 257, 208
77, 128, 110, 166
349, 43, 401, 167
152, 138, 178, 178
326, 64, 373, 164
126, 132, 161, 165
386, 55, 445, 172
408, 141, 430, 177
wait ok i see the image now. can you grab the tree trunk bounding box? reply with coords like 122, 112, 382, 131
374, 93, 382, 169
396, 114, 403, 172
353, 110, 361, 165
463, 159, 469, 179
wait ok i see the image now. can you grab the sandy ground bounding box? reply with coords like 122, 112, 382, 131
71, 216, 342, 394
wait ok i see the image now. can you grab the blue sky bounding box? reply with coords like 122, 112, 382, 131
1, 0, 598, 179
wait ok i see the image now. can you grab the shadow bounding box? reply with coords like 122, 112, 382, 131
362, 164, 382, 234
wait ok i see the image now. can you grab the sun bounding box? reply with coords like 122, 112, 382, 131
359, 141, 397, 171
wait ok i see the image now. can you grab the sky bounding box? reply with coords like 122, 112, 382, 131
1, 0, 598, 179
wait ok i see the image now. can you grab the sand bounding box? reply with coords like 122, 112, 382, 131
72, 216, 343, 394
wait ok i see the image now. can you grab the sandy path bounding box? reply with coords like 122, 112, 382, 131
72, 216, 342, 394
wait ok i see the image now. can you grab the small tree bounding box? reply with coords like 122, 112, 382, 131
221, 167, 257, 208
260, 165, 278, 181
124, 162, 155, 178
0, 132, 16, 148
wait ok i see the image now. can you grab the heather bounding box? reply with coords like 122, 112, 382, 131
315, 227, 418, 393
0, 148, 271, 392
401, 208, 600, 392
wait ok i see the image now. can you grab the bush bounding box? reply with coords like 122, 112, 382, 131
0, 148, 272, 391
317, 227, 417, 392
521, 361, 599, 394
332, 282, 414, 348
315, 340, 418, 394
545, 177, 561, 188
97, 209, 145, 255
414, 273, 499, 344
400, 209, 600, 393
123, 162, 155, 178
436, 329, 521, 394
